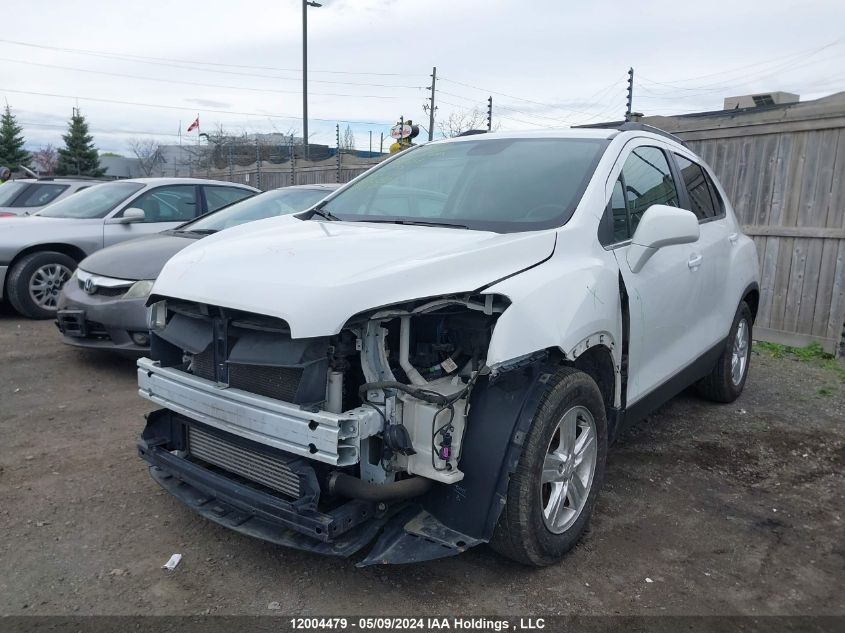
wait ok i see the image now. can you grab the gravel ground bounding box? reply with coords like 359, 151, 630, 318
0, 310, 843, 617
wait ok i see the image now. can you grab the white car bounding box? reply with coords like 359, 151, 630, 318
137, 124, 760, 566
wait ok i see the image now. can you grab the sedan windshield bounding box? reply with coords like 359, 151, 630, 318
0, 182, 29, 206
321, 137, 608, 232
182, 187, 332, 233
37, 182, 142, 219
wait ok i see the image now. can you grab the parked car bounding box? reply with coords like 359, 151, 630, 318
137, 125, 760, 566
0, 178, 258, 318
0, 177, 103, 217
56, 184, 340, 352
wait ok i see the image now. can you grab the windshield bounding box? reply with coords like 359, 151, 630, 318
321, 137, 608, 232
182, 187, 332, 233
36, 182, 142, 219
0, 182, 29, 206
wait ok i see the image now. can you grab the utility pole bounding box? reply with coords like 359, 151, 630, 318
427, 66, 437, 141
335, 123, 341, 183
369, 130, 372, 155
625, 67, 634, 122
487, 96, 493, 131
379, 132, 384, 154
302, 1, 322, 161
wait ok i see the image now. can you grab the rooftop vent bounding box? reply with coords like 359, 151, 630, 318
724, 92, 799, 110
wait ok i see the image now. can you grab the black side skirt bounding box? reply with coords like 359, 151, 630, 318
620, 336, 727, 428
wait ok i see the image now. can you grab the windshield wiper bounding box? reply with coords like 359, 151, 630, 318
362, 219, 469, 229
308, 201, 340, 222
175, 228, 218, 236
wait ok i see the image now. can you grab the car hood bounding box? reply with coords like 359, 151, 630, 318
79, 232, 199, 280
153, 217, 557, 338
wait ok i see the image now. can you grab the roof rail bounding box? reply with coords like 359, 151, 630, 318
615, 122, 687, 146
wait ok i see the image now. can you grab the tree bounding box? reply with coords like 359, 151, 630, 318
341, 125, 355, 151
32, 145, 58, 176
56, 108, 106, 177
437, 107, 498, 138
128, 138, 164, 177
0, 103, 31, 171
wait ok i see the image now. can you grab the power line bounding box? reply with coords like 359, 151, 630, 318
0, 87, 394, 126
435, 98, 546, 128
439, 77, 597, 117
0, 42, 422, 89
436, 89, 574, 126
0, 38, 428, 78
640, 38, 843, 86
0, 57, 404, 99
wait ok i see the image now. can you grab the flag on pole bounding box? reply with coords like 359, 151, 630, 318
187, 116, 200, 133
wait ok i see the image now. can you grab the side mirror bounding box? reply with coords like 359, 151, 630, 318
119, 208, 146, 224
627, 204, 699, 273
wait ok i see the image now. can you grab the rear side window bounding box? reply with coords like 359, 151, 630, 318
204, 186, 255, 213
14, 183, 68, 207
620, 146, 678, 235
674, 154, 721, 221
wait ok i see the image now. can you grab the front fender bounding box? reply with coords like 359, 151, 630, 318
483, 256, 622, 367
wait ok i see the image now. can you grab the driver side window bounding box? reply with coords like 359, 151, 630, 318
620, 146, 679, 236
124, 185, 198, 223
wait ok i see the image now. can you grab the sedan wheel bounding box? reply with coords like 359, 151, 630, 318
29, 263, 73, 311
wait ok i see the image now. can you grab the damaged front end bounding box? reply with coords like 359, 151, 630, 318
138, 292, 547, 564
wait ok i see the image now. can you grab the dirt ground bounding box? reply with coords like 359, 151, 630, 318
0, 309, 843, 617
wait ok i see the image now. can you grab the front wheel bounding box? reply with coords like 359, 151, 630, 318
7, 251, 77, 319
696, 301, 753, 403
490, 366, 608, 566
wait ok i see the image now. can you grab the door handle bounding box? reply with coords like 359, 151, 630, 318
729, 232, 739, 243
688, 253, 703, 269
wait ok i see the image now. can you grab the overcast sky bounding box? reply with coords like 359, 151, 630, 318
3, 0, 843, 155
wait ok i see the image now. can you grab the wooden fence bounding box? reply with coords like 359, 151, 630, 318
646, 92, 845, 355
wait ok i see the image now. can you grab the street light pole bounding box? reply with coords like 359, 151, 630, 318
302, 0, 322, 161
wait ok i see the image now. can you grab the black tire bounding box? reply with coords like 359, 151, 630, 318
490, 366, 608, 566
695, 301, 753, 403
7, 251, 77, 319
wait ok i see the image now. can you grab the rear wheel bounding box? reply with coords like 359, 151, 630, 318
490, 366, 608, 566
7, 251, 76, 319
696, 301, 753, 403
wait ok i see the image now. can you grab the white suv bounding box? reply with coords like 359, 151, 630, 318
137, 124, 759, 566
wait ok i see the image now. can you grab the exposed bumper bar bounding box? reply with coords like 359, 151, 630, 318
137, 357, 380, 466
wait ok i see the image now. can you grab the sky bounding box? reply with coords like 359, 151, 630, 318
2, 0, 844, 156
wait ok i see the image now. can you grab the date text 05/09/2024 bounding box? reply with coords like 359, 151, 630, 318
289, 617, 547, 631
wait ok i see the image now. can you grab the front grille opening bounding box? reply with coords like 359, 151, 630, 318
85, 321, 111, 340
187, 426, 302, 499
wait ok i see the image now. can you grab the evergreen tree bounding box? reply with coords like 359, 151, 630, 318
0, 104, 31, 171
56, 108, 105, 177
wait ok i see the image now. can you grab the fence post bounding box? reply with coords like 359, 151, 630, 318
336, 123, 341, 183
227, 142, 234, 181
289, 139, 296, 186
255, 139, 262, 190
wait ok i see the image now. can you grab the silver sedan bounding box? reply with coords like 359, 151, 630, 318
0, 178, 257, 318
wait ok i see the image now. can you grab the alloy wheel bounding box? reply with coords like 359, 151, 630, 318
540, 405, 598, 534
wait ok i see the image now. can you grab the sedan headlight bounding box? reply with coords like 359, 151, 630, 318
124, 280, 155, 299
147, 299, 167, 330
